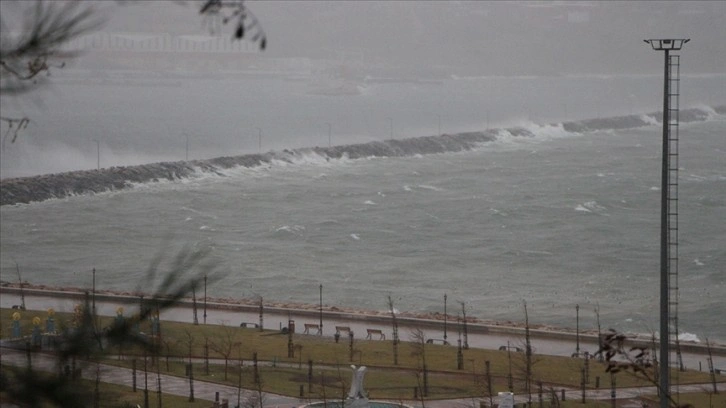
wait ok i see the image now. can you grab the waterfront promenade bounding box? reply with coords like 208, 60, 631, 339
2, 287, 725, 407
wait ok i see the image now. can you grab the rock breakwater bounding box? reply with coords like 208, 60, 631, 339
1, 107, 721, 206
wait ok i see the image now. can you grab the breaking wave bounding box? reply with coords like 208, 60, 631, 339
1, 106, 722, 206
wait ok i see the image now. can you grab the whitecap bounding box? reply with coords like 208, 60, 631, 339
350, 233, 360, 240
640, 114, 660, 126
522, 250, 553, 256
694, 259, 705, 266
274, 225, 305, 235
582, 201, 607, 212
403, 185, 413, 192
364, 200, 377, 205
417, 184, 442, 191
575, 205, 591, 213
650, 186, 660, 191
377, 191, 386, 197
181, 206, 218, 220
489, 208, 508, 216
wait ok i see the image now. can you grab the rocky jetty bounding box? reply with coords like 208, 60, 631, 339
0, 130, 497, 206
1, 106, 721, 206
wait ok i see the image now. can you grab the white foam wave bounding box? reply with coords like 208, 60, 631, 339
694, 258, 705, 266
274, 225, 305, 235
526, 122, 575, 140
640, 114, 660, 126
493, 122, 577, 147
364, 200, 377, 205
350, 233, 360, 240
181, 206, 218, 219
489, 208, 508, 216
689, 103, 719, 119
575, 201, 607, 213
575, 205, 591, 213
417, 184, 442, 191
214, 164, 271, 178
678, 332, 700, 343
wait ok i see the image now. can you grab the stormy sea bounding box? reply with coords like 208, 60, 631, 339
1, 73, 724, 343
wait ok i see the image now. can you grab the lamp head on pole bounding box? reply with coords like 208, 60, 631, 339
644, 38, 690, 51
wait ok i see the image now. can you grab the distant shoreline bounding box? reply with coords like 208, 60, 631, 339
2, 282, 723, 356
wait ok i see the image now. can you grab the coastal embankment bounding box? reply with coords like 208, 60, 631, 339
2, 283, 724, 359
1, 106, 722, 206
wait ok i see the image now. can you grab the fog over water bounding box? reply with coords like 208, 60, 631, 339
1, 2, 725, 342
2, 1, 724, 175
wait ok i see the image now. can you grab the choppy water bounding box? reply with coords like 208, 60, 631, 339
1, 74, 724, 342
2, 116, 724, 342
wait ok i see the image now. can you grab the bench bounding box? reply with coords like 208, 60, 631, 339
303, 323, 322, 335
366, 328, 385, 340
335, 326, 351, 335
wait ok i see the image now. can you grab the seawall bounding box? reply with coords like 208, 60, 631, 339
2, 285, 724, 357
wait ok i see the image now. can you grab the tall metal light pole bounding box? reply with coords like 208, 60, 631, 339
325, 122, 332, 148
443, 293, 448, 341
92, 268, 96, 318
203, 274, 207, 325
644, 38, 689, 408
575, 304, 580, 357
185, 133, 189, 161
319, 284, 323, 335
92, 139, 100, 169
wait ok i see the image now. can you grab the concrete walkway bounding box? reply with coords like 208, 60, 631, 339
2, 290, 725, 407
3, 291, 724, 367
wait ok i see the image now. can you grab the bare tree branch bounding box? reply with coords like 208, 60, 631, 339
1, 116, 30, 149
199, 0, 266, 50
597, 329, 695, 408
0, 1, 103, 95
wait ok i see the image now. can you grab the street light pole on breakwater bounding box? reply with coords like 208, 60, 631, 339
92, 139, 100, 170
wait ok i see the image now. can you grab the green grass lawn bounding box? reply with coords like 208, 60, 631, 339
640, 391, 726, 408
0, 365, 212, 408
2, 306, 723, 403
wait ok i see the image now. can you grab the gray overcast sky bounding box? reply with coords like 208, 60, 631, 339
93, 1, 726, 76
